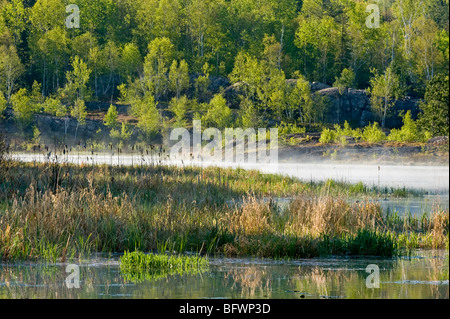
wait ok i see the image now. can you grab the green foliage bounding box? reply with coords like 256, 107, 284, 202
104, 104, 118, 128
334, 68, 355, 95
110, 121, 133, 142
144, 37, 174, 101
368, 67, 403, 128
62, 56, 92, 104
318, 119, 433, 145
120, 42, 142, 80
194, 62, 211, 102
388, 110, 431, 143
11, 88, 35, 126
0, 90, 6, 116
71, 99, 87, 126
0, 40, 24, 101
169, 95, 190, 127
42, 96, 65, 117
418, 74, 449, 137
32, 125, 41, 145
319, 128, 337, 144
320, 121, 361, 145
343, 229, 398, 256
202, 94, 232, 129
238, 97, 260, 129
0, 0, 447, 143
120, 250, 209, 282
134, 95, 161, 141
361, 122, 386, 143
277, 122, 306, 136
169, 59, 189, 99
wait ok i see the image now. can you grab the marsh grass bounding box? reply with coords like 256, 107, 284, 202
119, 250, 209, 283
0, 161, 447, 261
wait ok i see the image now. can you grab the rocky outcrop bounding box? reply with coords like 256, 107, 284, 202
316, 87, 421, 128
222, 79, 421, 128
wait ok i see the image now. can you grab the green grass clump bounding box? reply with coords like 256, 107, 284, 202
119, 250, 209, 282
343, 229, 398, 256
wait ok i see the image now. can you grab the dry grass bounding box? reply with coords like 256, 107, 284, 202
0, 161, 448, 261
285, 197, 382, 237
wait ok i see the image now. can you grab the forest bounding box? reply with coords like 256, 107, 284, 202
0, 0, 448, 146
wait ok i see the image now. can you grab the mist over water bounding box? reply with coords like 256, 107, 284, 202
12, 153, 450, 194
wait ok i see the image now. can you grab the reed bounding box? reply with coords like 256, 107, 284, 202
0, 160, 447, 261
119, 250, 209, 282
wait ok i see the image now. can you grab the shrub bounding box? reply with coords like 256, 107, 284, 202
361, 122, 386, 143
418, 74, 449, 137
319, 128, 337, 144
388, 110, 431, 143
277, 122, 306, 136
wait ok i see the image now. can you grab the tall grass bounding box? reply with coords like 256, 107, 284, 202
0, 161, 447, 261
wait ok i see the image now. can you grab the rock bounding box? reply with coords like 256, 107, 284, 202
316, 87, 421, 128
223, 82, 248, 108
310, 82, 331, 92
209, 76, 230, 93
427, 136, 449, 145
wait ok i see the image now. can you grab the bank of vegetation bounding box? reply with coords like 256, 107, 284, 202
0, 158, 447, 262
0, 0, 448, 149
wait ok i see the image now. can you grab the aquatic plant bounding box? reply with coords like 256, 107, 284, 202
0, 160, 447, 261
119, 250, 209, 282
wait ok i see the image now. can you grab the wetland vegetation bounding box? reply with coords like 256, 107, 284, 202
0, 158, 447, 262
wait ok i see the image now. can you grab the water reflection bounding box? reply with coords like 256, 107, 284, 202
0, 250, 447, 299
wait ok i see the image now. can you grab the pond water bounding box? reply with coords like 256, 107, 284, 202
0, 250, 447, 299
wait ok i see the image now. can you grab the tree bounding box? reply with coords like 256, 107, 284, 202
238, 97, 260, 129
418, 74, 449, 137
143, 37, 174, 101
334, 68, 355, 95
11, 88, 34, 129
110, 121, 133, 143
289, 73, 314, 124
333, 68, 355, 123
120, 42, 142, 81
202, 94, 232, 129
0, 42, 24, 101
71, 98, 87, 141
128, 93, 161, 142
295, 6, 340, 83
169, 95, 189, 127
368, 66, 403, 128
229, 52, 263, 102
137, 96, 161, 141
195, 62, 211, 102
1, 0, 26, 47
43, 96, 65, 117
0, 90, 6, 117
104, 104, 119, 128
99, 41, 120, 100
63, 56, 92, 104
169, 59, 190, 99
412, 16, 443, 86
29, 0, 69, 95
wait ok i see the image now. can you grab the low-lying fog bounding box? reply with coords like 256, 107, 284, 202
12, 153, 449, 194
